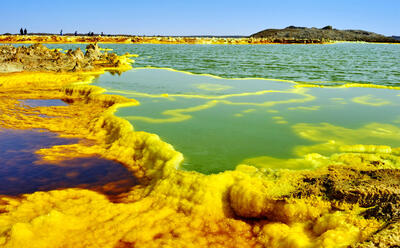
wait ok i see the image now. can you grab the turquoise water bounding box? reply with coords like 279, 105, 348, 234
40, 43, 400, 86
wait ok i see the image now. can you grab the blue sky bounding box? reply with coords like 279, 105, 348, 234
1, 0, 399, 36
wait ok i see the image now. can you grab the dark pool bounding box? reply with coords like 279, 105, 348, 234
0, 128, 138, 196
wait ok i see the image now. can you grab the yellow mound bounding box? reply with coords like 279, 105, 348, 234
0, 70, 392, 247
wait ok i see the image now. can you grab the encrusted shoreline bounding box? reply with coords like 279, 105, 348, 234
0, 34, 333, 45
0, 44, 399, 247
1, 34, 399, 45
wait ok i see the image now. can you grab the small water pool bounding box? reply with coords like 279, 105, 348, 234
21, 99, 68, 107
0, 128, 138, 196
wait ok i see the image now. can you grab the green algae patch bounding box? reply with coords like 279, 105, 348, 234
352, 94, 391, 106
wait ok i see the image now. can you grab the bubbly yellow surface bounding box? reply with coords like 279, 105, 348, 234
1, 68, 397, 247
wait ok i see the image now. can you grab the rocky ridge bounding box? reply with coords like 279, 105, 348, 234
251, 26, 398, 43
0, 43, 126, 73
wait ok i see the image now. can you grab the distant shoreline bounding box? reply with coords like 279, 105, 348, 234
2, 25, 398, 44
1, 34, 399, 45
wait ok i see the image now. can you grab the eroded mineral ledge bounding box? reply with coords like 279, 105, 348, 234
0, 43, 127, 73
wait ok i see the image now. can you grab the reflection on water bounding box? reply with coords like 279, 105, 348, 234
0, 129, 138, 196
94, 69, 400, 174
21, 99, 67, 107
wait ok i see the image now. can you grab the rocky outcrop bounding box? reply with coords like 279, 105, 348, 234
296, 166, 400, 221
251, 26, 399, 43
0, 43, 128, 73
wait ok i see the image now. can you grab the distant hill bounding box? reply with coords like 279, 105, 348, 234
392, 36, 400, 41
251, 26, 398, 43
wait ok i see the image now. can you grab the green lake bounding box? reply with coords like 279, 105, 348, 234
94, 67, 400, 173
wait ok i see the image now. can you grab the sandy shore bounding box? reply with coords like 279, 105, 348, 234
0, 44, 399, 247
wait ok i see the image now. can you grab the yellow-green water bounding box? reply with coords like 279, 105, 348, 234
34, 43, 400, 85
94, 68, 400, 173
15, 42, 398, 173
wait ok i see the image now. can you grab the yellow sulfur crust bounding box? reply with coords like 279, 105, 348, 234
0, 35, 333, 45
1, 63, 399, 247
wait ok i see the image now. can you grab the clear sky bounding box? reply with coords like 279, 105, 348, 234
1, 0, 399, 36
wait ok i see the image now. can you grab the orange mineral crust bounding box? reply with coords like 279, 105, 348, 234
0, 45, 399, 248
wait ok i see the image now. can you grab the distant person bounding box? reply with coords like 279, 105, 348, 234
24, 29, 27, 35
60, 29, 63, 36
20, 28, 23, 35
